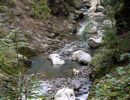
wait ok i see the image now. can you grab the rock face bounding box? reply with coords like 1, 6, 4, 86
55, 88, 75, 100
48, 54, 65, 65
88, 36, 102, 48
72, 50, 92, 64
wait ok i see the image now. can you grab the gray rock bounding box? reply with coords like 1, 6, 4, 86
71, 50, 92, 64
96, 6, 105, 12
48, 54, 65, 66
88, 35, 102, 48
55, 87, 75, 100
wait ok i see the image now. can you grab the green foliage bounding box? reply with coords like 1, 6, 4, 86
102, 0, 123, 20
91, 48, 113, 68
103, 27, 117, 48
89, 65, 130, 100
0, 28, 46, 100
0, 0, 16, 6
91, 48, 114, 78
31, 0, 51, 19
0, 28, 28, 99
90, 28, 117, 78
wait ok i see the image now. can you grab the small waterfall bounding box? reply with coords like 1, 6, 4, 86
77, 22, 88, 35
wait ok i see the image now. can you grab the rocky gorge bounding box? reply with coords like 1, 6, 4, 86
23, 0, 114, 100
0, 0, 130, 100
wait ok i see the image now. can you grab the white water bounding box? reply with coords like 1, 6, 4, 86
77, 22, 88, 35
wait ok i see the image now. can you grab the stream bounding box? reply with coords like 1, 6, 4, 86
24, 1, 112, 100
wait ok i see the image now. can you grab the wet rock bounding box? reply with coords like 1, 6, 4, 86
71, 50, 92, 64
48, 53, 65, 65
55, 87, 75, 100
88, 6, 97, 13
88, 36, 102, 48
96, 6, 105, 13
71, 79, 82, 89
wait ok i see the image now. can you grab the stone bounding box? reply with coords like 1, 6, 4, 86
89, 12, 106, 21
73, 68, 80, 75
55, 87, 76, 100
88, 36, 102, 48
88, 6, 97, 13
88, 0, 101, 12
48, 54, 65, 65
71, 50, 92, 64
96, 6, 105, 12
102, 20, 113, 28
90, 0, 100, 7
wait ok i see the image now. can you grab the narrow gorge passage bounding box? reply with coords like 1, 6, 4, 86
27, 0, 112, 100
1, 0, 129, 100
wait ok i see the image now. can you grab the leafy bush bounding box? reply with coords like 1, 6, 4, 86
0, 0, 16, 6
91, 48, 114, 78
103, 27, 117, 48
30, 0, 51, 19
89, 65, 130, 100
0, 28, 28, 99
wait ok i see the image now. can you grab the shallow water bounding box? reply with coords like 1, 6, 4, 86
29, 56, 82, 79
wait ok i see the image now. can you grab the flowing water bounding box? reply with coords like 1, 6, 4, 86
28, 17, 93, 100
26, 2, 109, 100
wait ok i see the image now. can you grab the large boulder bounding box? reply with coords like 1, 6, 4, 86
48, 54, 65, 65
71, 50, 92, 64
88, 36, 102, 48
55, 88, 75, 100
88, 0, 101, 12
